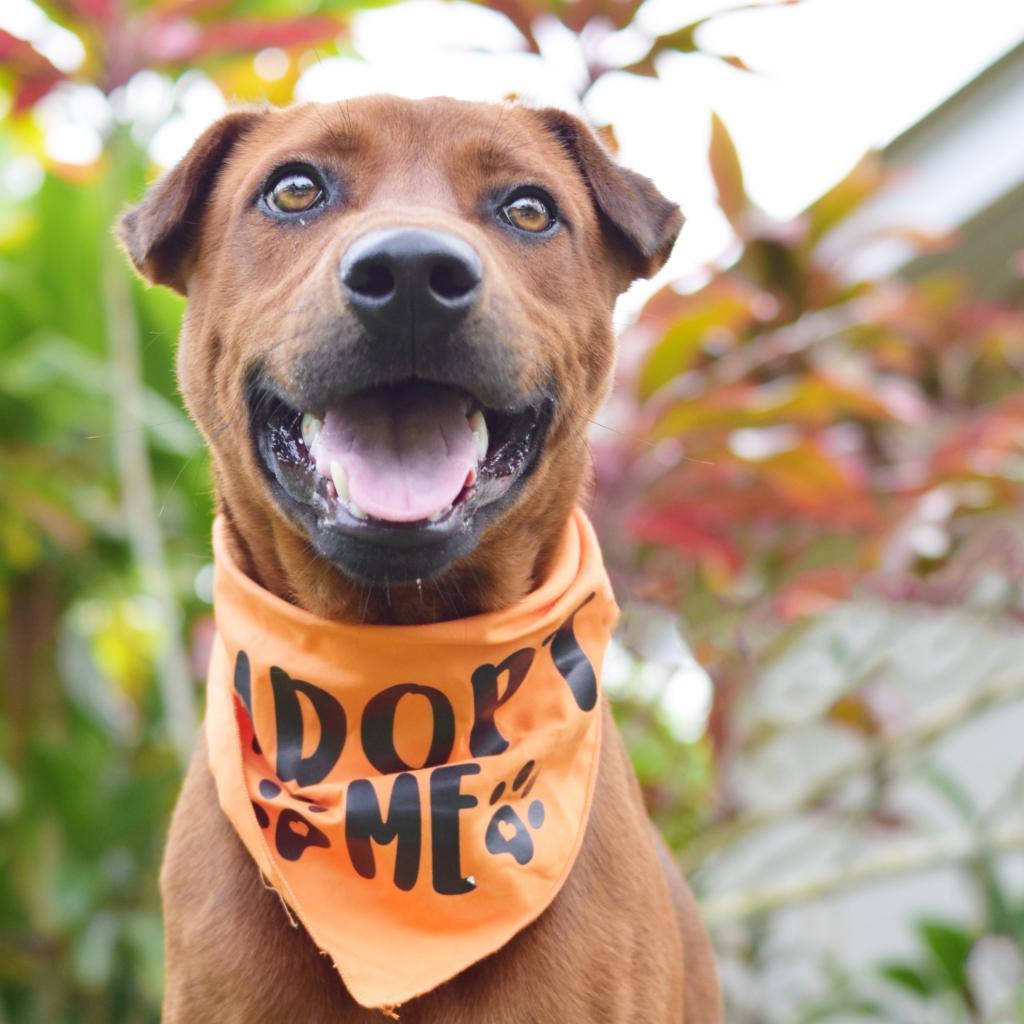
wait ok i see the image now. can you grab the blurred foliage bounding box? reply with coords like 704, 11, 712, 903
3, 0, 1024, 1021
0, 132, 193, 1024
793, 768, 1024, 1022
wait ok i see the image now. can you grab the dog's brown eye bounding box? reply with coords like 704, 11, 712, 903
501, 195, 554, 233
268, 173, 322, 214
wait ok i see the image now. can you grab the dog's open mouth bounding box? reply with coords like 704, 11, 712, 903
252, 378, 550, 564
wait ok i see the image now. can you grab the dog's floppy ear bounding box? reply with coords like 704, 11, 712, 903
534, 107, 683, 284
116, 109, 265, 295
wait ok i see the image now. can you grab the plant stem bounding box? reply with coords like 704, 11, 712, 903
683, 669, 1024, 870
103, 130, 195, 765
700, 820, 1024, 923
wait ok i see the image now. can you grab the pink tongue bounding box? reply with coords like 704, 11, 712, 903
313, 385, 477, 523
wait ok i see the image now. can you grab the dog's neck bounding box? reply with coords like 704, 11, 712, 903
214, 483, 581, 625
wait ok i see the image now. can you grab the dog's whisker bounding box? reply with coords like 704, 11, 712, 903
85, 417, 189, 440
358, 580, 375, 625
587, 418, 715, 464
159, 452, 202, 519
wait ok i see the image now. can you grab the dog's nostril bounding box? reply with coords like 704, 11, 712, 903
347, 262, 395, 301
342, 229, 482, 322
429, 259, 480, 303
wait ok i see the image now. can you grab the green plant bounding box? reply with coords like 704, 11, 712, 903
3, 2, 1024, 1021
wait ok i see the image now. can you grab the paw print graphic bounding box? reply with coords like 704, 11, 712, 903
484, 760, 545, 866
252, 778, 330, 862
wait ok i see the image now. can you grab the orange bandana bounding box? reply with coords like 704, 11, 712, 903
205, 508, 617, 1010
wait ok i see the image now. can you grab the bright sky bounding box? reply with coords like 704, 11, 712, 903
302, 0, 1024, 290
3, 0, 1024, 288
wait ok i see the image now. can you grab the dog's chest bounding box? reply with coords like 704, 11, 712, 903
160, 716, 685, 1023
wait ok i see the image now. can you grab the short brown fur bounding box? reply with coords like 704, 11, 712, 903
119, 96, 721, 1022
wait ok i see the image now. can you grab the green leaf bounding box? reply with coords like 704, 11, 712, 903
800, 996, 889, 1022
805, 153, 885, 244
619, 5, 795, 82
124, 910, 166, 1007
917, 763, 976, 824
709, 111, 747, 232
73, 911, 119, 989
636, 283, 755, 400
917, 920, 974, 994
879, 961, 932, 998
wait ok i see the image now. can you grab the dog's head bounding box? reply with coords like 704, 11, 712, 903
118, 97, 680, 609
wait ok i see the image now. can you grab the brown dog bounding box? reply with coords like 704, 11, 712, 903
118, 96, 721, 1023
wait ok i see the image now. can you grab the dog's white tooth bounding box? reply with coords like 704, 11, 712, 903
428, 509, 445, 523
301, 413, 322, 450
330, 461, 349, 501
469, 409, 488, 462
348, 499, 368, 520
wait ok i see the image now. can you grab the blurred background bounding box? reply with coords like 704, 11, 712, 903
3, 1, 1024, 1021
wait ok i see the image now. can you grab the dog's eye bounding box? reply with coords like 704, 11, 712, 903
500, 194, 555, 234
267, 172, 323, 214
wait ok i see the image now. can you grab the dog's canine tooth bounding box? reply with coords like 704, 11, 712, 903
301, 412, 323, 450
330, 461, 349, 501
348, 500, 368, 520
428, 508, 445, 523
469, 410, 488, 462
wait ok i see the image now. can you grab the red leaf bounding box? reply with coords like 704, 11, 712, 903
13, 70, 65, 113
66, 0, 117, 24
629, 505, 744, 576
562, 0, 598, 33
153, 0, 234, 15
136, 17, 202, 64
773, 566, 854, 620
0, 29, 67, 113
483, 0, 540, 52
197, 16, 343, 57
0, 28, 56, 69
599, 0, 646, 31
142, 15, 343, 65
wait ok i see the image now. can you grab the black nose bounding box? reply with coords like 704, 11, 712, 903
341, 228, 483, 339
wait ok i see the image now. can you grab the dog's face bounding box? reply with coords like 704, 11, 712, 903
119, 97, 680, 593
